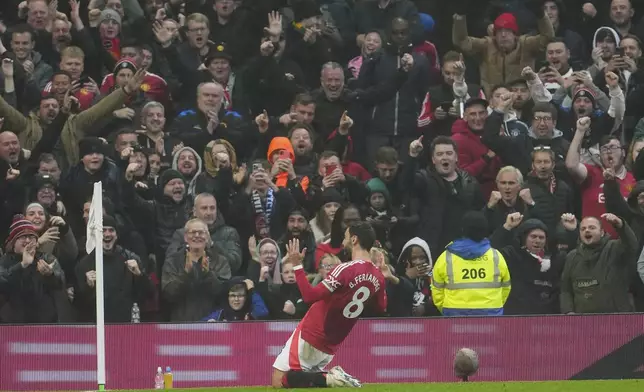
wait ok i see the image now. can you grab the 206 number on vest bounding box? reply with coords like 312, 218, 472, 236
461, 268, 486, 280
343, 286, 371, 319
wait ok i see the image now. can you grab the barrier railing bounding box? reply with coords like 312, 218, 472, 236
0, 315, 642, 391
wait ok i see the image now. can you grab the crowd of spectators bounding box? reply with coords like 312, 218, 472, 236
1, 0, 644, 323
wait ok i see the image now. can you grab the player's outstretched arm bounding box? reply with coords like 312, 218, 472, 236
294, 265, 334, 304
287, 239, 334, 304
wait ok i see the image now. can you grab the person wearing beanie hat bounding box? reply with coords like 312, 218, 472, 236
453, 1, 554, 95
279, 208, 317, 272
310, 188, 344, 244
0, 214, 64, 323
4, 215, 39, 253
365, 178, 397, 250
494, 13, 519, 36
431, 210, 511, 316
100, 8, 122, 30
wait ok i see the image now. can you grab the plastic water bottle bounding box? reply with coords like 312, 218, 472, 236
131, 302, 140, 323
154, 367, 164, 389
164, 367, 173, 389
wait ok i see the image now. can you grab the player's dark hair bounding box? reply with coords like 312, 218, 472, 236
329, 204, 363, 248
348, 221, 377, 250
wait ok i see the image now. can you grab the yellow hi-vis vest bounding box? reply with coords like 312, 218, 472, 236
431, 248, 511, 312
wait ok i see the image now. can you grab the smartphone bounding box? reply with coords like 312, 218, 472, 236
252, 163, 263, 172
325, 164, 337, 176
279, 150, 290, 160
616, 47, 625, 57
440, 101, 452, 111
78, 76, 90, 85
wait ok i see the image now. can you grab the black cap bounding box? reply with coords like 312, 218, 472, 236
463, 98, 488, 111
205, 43, 232, 66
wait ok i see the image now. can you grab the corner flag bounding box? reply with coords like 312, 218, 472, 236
85, 182, 106, 391
85, 182, 103, 254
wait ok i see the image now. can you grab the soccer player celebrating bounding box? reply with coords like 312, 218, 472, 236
272, 222, 388, 388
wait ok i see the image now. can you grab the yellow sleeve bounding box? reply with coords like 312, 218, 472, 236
498, 254, 511, 305
431, 253, 447, 312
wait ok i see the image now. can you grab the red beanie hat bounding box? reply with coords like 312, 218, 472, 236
494, 13, 519, 35
4, 215, 38, 252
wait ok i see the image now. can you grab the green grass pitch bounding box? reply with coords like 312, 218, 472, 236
105, 380, 643, 392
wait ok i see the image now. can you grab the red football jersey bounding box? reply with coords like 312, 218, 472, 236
295, 260, 387, 354
581, 164, 635, 238
43, 82, 96, 111
100, 71, 169, 105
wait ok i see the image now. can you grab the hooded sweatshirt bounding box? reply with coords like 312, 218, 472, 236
396, 238, 434, 309
172, 146, 203, 198
267, 136, 309, 192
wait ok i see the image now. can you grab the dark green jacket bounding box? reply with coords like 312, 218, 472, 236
560, 222, 638, 314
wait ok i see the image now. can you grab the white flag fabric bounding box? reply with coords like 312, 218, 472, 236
85, 182, 103, 254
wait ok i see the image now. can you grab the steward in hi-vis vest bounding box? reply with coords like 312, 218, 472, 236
431, 211, 511, 316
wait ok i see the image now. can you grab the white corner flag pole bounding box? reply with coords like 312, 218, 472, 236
86, 182, 106, 391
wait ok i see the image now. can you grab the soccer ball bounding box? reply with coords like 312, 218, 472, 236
454, 348, 479, 379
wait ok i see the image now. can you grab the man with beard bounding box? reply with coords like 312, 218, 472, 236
171, 82, 251, 160
123, 165, 191, 276
538, 39, 576, 96
451, 98, 502, 198
566, 117, 636, 238
271, 223, 387, 388
278, 209, 316, 272
166, 193, 242, 274
75, 214, 150, 322
171, 146, 203, 200
410, 136, 485, 257
487, 85, 529, 137
560, 213, 638, 314
10, 24, 52, 89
